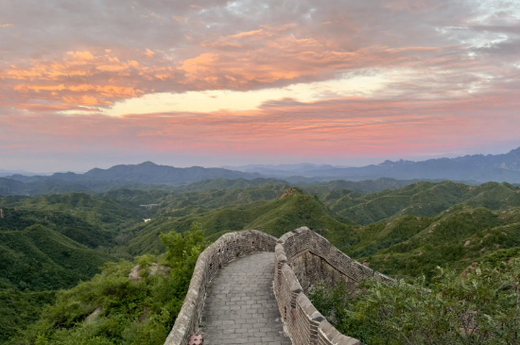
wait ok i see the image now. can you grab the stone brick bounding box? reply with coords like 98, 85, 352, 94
165, 227, 394, 345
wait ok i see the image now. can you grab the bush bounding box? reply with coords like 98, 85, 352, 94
9, 225, 207, 345
309, 259, 520, 345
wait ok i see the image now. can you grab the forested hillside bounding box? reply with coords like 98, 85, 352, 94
1, 179, 520, 344
0, 175, 427, 197
320, 180, 520, 224
122, 187, 355, 256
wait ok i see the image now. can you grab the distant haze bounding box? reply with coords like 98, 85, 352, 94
3, 146, 520, 186
3, 145, 520, 174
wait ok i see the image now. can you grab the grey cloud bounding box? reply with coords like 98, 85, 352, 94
1, 0, 519, 110
0, 0, 230, 58
0, 0, 497, 58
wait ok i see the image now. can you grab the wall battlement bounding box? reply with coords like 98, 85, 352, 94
164, 227, 393, 345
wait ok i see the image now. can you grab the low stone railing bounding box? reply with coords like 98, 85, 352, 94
163, 230, 277, 345
274, 227, 394, 345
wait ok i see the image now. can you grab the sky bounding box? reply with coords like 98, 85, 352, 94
1, 0, 520, 172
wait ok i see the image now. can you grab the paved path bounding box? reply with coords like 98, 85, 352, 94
201, 252, 292, 345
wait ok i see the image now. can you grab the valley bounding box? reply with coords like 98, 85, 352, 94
1, 175, 520, 343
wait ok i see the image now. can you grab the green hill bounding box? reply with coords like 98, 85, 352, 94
348, 206, 520, 280
0, 289, 56, 343
0, 224, 115, 291
153, 183, 289, 212
321, 181, 520, 224
0, 207, 115, 249
1, 179, 520, 344
171, 178, 289, 192
0, 192, 149, 247
0, 178, 28, 195
300, 178, 426, 195
2, 192, 145, 225
6, 227, 206, 345
123, 187, 355, 255
0, 193, 137, 343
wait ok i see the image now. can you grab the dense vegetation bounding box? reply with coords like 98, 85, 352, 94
344, 206, 520, 281
0, 225, 115, 291
8, 227, 206, 345
1, 178, 520, 344
310, 259, 520, 344
0, 173, 439, 198
122, 187, 355, 255
0, 290, 56, 342
320, 180, 520, 225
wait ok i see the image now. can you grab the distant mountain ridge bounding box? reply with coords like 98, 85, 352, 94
0, 175, 425, 197
9, 162, 261, 185
221, 163, 351, 177
0, 169, 39, 177
226, 147, 520, 183
4, 146, 520, 186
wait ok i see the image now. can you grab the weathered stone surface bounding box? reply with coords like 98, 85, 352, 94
85, 306, 103, 323
274, 227, 394, 345
165, 227, 394, 345
164, 230, 278, 345
201, 252, 291, 345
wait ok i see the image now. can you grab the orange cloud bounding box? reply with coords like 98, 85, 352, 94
144, 49, 155, 58
0, 17, 508, 116
66, 51, 95, 60
172, 16, 185, 23
0, 24, 12, 28
0, 50, 165, 107
180, 53, 218, 74
229, 29, 273, 39
181, 25, 455, 91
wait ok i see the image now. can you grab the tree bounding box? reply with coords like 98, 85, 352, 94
9, 225, 208, 345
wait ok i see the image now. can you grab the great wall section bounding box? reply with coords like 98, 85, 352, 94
164, 227, 395, 345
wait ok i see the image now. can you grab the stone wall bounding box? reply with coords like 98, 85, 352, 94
274, 227, 395, 345
163, 230, 277, 345
164, 227, 394, 345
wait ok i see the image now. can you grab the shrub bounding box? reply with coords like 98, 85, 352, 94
9, 225, 207, 345
309, 259, 520, 345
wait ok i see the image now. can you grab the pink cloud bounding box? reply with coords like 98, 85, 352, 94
2, 92, 519, 162
1, 0, 520, 170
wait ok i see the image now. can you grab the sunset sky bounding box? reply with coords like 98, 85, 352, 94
1, 0, 520, 172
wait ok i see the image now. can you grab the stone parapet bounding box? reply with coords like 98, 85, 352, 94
163, 230, 277, 345
274, 227, 394, 345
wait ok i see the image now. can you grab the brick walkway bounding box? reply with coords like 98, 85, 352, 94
200, 252, 292, 345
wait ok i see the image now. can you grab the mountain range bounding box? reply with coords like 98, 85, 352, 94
226, 147, 520, 182
2, 147, 520, 191
0, 170, 40, 178
8, 162, 260, 185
